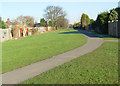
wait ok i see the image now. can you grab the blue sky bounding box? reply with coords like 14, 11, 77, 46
0, 2, 119, 24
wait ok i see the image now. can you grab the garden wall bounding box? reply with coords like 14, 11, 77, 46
37, 27, 47, 32
0, 29, 12, 42
37, 27, 54, 32
0, 26, 55, 42
108, 20, 119, 37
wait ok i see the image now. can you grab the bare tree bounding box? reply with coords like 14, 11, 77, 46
16, 16, 34, 37
17, 15, 34, 27
57, 16, 69, 28
16, 16, 24, 25
24, 16, 34, 27
11, 19, 18, 38
44, 6, 68, 29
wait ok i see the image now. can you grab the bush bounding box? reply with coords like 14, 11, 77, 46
96, 12, 109, 34
32, 28, 38, 35
2, 21, 7, 29
91, 21, 97, 29
91, 8, 119, 34
115, 7, 120, 20
109, 9, 118, 21
40, 18, 47, 27
90, 19, 94, 24
0, 17, 7, 29
73, 22, 81, 29
48, 21, 53, 27
81, 13, 90, 28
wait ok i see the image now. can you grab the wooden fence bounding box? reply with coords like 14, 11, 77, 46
108, 20, 120, 37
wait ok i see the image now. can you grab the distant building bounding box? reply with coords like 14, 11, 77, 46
118, 1, 120, 7
35, 23, 40, 27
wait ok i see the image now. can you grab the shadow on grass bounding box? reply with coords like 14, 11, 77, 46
59, 29, 119, 39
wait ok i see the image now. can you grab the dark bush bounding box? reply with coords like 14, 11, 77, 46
96, 12, 109, 34
73, 22, 81, 29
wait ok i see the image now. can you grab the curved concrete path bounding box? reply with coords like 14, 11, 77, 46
104, 40, 120, 42
2, 37, 104, 84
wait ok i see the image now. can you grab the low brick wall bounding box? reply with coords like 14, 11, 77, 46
47, 26, 54, 31
36, 27, 54, 32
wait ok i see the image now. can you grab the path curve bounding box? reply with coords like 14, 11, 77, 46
104, 40, 120, 42
2, 36, 104, 84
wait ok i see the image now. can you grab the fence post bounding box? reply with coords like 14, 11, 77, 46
108, 21, 110, 35
118, 20, 119, 37
116, 20, 118, 37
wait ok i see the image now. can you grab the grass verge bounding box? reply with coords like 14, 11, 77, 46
2, 29, 87, 73
21, 42, 118, 84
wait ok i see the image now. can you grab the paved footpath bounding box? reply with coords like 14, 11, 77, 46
104, 40, 120, 42
2, 37, 104, 84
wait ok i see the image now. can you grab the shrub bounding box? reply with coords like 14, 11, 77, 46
91, 21, 97, 29
91, 8, 119, 34
32, 28, 38, 35
73, 22, 81, 29
90, 19, 94, 24
1, 21, 7, 29
115, 7, 120, 20
40, 18, 47, 27
96, 12, 109, 34
48, 21, 53, 27
0, 17, 7, 29
81, 13, 90, 28
109, 9, 118, 21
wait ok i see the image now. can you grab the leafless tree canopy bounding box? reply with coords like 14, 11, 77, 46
11, 20, 18, 38
17, 15, 34, 27
44, 6, 68, 29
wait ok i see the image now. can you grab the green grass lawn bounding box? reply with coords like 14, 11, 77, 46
21, 42, 118, 84
79, 30, 119, 40
2, 29, 87, 73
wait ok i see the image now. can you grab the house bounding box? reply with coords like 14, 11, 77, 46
17, 25, 23, 37
3, 18, 55, 40
5, 18, 29, 38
